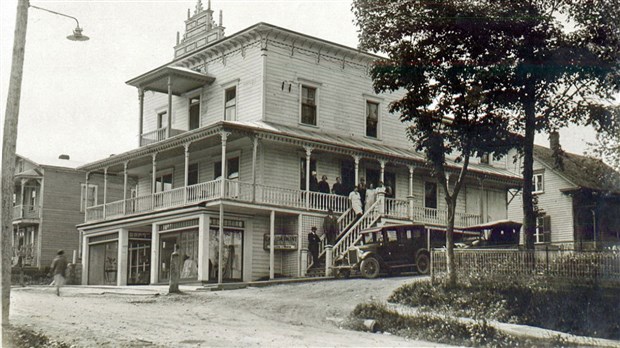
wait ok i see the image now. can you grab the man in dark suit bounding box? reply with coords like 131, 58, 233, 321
308, 226, 320, 267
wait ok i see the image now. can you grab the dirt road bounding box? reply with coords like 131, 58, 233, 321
9, 276, 447, 347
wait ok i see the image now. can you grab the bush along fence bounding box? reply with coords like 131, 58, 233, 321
431, 248, 620, 285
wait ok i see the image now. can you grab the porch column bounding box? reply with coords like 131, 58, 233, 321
84, 172, 90, 222
102, 167, 108, 219
197, 213, 210, 282
379, 159, 386, 183
251, 136, 259, 203
220, 131, 230, 198
304, 146, 313, 210
150, 223, 160, 284
20, 178, 26, 218
298, 213, 303, 277
151, 153, 157, 208
218, 131, 230, 285
123, 161, 128, 214
353, 155, 360, 186
408, 165, 415, 220
184, 142, 191, 203
117, 228, 129, 286
269, 210, 275, 280
81, 233, 89, 285
138, 88, 144, 146
167, 76, 173, 139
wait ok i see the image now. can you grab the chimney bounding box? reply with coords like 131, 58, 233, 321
58, 154, 70, 160
549, 131, 560, 152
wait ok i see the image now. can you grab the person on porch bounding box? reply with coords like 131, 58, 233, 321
365, 183, 377, 211
332, 176, 346, 196
318, 175, 330, 194
309, 171, 319, 192
358, 178, 367, 211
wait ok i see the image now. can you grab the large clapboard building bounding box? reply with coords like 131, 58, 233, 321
77, 0, 522, 286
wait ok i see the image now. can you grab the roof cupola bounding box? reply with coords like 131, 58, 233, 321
174, 0, 225, 58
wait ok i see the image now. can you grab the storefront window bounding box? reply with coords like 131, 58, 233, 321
209, 228, 243, 282
159, 229, 199, 282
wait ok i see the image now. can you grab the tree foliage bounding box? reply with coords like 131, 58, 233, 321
353, 0, 620, 252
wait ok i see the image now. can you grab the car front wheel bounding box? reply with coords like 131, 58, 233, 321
360, 257, 380, 279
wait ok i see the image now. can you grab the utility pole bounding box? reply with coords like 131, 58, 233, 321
1, 0, 29, 335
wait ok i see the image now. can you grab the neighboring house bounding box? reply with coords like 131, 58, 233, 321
12, 154, 125, 269
76, 1, 522, 286
507, 133, 620, 250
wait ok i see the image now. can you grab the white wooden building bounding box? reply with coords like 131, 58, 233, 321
77, 1, 522, 285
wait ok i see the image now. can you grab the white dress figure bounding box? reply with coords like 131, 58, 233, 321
349, 189, 363, 215
365, 184, 377, 211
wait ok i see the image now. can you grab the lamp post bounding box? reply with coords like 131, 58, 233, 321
1, 0, 88, 332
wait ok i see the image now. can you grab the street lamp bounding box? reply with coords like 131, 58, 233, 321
29, 4, 90, 41
1, 0, 89, 331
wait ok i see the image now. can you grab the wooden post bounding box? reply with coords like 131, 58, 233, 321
2, 0, 29, 328
123, 161, 128, 214
102, 167, 108, 219
269, 210, 275, 280
183, 142, 190, 203
297, 214, 303, 277
353, 155, 360, 186
151, 153, 157, 208
303, 146, 312, 210
169, 247, 181, 293
325, 245, 333, 277
166, 76, 172, 139
251, 136, 258, 203
84, 172, 90, 222
138, 88, 144, 146
379, 160, 386, 183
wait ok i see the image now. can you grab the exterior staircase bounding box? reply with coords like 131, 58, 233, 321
307, 197, 385, 272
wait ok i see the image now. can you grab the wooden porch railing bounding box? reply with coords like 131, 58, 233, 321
12, 205, 39, 220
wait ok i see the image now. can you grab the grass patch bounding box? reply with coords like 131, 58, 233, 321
348, 302, 584, 347
3, 324, 70, 348
389, 276, 620, 340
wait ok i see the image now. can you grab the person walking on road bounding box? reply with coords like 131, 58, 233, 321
49, 249, 68, 296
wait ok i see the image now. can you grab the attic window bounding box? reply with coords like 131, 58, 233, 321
533, 173, 544, 194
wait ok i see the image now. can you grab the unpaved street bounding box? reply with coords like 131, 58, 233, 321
10, 276, 446, 347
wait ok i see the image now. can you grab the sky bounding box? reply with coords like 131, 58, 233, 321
0, 0, 599, 165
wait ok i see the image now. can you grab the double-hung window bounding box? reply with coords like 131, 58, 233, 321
154, 170, 173, 193
80, 184, 98, 212
301, 85, 317, 126
424, 182, 438, 209
224, 86, 237, 121
533, 172, 544, 194
366, 101, 379, 138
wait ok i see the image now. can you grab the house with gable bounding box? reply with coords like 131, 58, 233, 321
507, 132, 620, 250
12, 154, 124, 269
76, 0, 522, 286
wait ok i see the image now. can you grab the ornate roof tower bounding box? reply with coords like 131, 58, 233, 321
174, 0, 225, 58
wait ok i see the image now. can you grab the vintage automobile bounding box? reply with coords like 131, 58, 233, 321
462, 219, 522, 248
333, 223, 479, 279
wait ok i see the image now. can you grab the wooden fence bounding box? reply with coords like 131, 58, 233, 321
431, 248, 620, 283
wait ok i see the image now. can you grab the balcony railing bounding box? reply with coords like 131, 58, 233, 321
12, 205, 40, 220
140, 127, 185, 146
85, 179, 482, 227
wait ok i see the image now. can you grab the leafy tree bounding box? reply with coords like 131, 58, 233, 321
353, 0, 519, 285
587, 107, 620, 172
353, 0, 619, 254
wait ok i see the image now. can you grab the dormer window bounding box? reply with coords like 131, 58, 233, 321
301, 85, 317, 126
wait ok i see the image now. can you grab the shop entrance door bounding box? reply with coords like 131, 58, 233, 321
127, 232, 151, 285
209, 228, 243, 282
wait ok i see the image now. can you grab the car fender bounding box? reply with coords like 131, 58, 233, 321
359, 251, 386, 266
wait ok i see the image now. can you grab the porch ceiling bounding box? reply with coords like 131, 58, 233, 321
127, 66, 215, 95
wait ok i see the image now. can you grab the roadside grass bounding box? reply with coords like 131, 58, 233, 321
348, 302, 586, 347
348, 273, 619, 346
3, 324, 70, 348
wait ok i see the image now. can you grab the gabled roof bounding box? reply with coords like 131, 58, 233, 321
534, 145, 620, 194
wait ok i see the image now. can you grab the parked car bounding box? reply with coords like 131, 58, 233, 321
333, 223, 479, 279
462, 220, 522, 248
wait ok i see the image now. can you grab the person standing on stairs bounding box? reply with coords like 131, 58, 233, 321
308, 226, 321, 268
323, 208, 339, 246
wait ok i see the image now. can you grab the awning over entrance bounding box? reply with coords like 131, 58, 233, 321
126, 66, 216, 95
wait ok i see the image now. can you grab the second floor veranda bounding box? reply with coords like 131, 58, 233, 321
85, 177, 482, 228
79, 121, 522, 226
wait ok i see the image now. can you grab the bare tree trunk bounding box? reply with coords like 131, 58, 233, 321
522, 81, 537, 250
445, 199, 457, 287
1, 0, 29, 337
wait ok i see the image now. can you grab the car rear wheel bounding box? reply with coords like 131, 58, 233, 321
416, 252, 430, 275
360, 257, 380, 279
